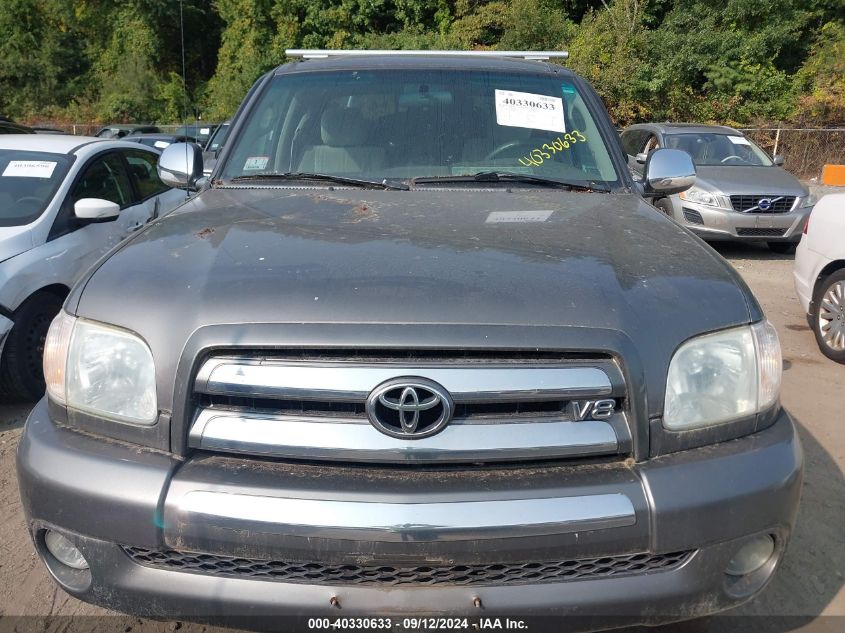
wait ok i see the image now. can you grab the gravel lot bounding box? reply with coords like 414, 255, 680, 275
0, 241, 842, 633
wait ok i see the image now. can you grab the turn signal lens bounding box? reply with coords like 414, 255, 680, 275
43, 311, 76, 405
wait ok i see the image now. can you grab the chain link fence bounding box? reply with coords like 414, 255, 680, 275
739, 128, 845, 180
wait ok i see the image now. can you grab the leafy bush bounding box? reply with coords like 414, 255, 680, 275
0, 0, 841, 128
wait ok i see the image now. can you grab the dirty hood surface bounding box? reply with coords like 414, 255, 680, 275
75, 186, 758, 413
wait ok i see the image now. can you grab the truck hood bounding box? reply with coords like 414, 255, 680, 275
74, 187, 759, 415
0, 225, 34, 265
695, 165, 807, 196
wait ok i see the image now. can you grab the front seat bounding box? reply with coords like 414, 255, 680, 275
298, 107, 385, 174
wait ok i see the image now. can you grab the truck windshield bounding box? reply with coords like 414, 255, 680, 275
664, 133, 773, 167
0, 150, 71, 227
221, 69, 620, 187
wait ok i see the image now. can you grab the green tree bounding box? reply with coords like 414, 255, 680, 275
567, 0, 651, 123
794, 20, 845, 125
0, 0, 88, 118
204, 0, 275, 119
0, 0, 843, 128
93, 3, 162, 121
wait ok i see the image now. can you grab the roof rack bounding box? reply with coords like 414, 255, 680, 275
285, 49, 569, 61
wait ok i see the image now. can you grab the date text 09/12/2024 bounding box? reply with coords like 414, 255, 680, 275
307, 617, 529, 630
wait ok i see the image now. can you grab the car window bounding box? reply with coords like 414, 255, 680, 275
123, 149, 171, 199
222, 69, 620, 186
620, 130, 648, 157
70, 152, 134, 208
206, 124, 230, 152
0, 150, 72, 227
664, 133, 773, 166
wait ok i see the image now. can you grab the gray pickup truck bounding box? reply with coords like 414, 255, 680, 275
18, 50, 801, 630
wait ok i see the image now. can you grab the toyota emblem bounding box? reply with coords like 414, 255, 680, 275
365, 378, 453, 439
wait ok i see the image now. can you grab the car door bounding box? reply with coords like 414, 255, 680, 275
70, 150, 147, 240
620, 129, 648, 174
120, 148, 186, 223
44, 149, 147, 285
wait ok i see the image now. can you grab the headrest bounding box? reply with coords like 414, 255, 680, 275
321, 107, 367, 147
129, 164, 149, 179
675, 136, 700, 156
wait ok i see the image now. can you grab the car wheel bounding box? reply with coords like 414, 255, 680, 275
811, 269, 845, 364
0, 292, 63, 401
767, 241, 797, 255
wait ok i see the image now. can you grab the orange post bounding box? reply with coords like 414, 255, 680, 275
821, 164, 845, 186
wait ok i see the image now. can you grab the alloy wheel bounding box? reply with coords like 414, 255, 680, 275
818, 280, 845, 351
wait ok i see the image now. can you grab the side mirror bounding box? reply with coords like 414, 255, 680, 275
158, 142, 203, 189
643, 148, 696, 195
74, 198, 120, 220
773, 154, 785, 167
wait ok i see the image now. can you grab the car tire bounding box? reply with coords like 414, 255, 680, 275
811, 269, 845, 364
0, 292, 63, 401
767, 241, 797, 254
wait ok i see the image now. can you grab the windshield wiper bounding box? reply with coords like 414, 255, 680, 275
230, 172, 409, 191
412, 171, 610, 192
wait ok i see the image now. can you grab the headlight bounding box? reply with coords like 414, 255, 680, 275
801, 192, 817, 207
43, 312, 157, 425
679, 186, 728, 208
664, 321, 781, 431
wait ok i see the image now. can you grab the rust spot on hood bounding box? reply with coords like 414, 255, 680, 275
348, 203, 378, 223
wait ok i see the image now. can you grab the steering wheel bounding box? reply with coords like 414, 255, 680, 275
721, 155, 746, 164
15, 196, 42, 206
485, 141, 534, 161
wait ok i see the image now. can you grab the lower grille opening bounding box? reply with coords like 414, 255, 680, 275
736, 227, 787, 237
682, 207, 704, 225
123, 547, 692, 587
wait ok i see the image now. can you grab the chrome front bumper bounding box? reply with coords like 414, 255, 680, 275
18, 398, 803, 625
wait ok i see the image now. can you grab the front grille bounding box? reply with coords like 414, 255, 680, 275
682, 207, 704, 225
730, 195, 795, 213
736, 227, 787, 237
189, 351, 630, 463
123, 547, 692, 587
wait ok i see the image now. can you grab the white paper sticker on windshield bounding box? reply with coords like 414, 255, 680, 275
727, 136, 751, 145
486, 210, 554, 224
153, 140, 171, 149
244, 156, 269, 171
2, 160, 57, 178
495, 90, 565, 133
200, 127, 210, 135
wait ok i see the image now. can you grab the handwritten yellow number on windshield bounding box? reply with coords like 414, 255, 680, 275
518, 131, 587, 167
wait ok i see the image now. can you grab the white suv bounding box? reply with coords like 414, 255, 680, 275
794, 193, 845, 363
0, 135, 185, 399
